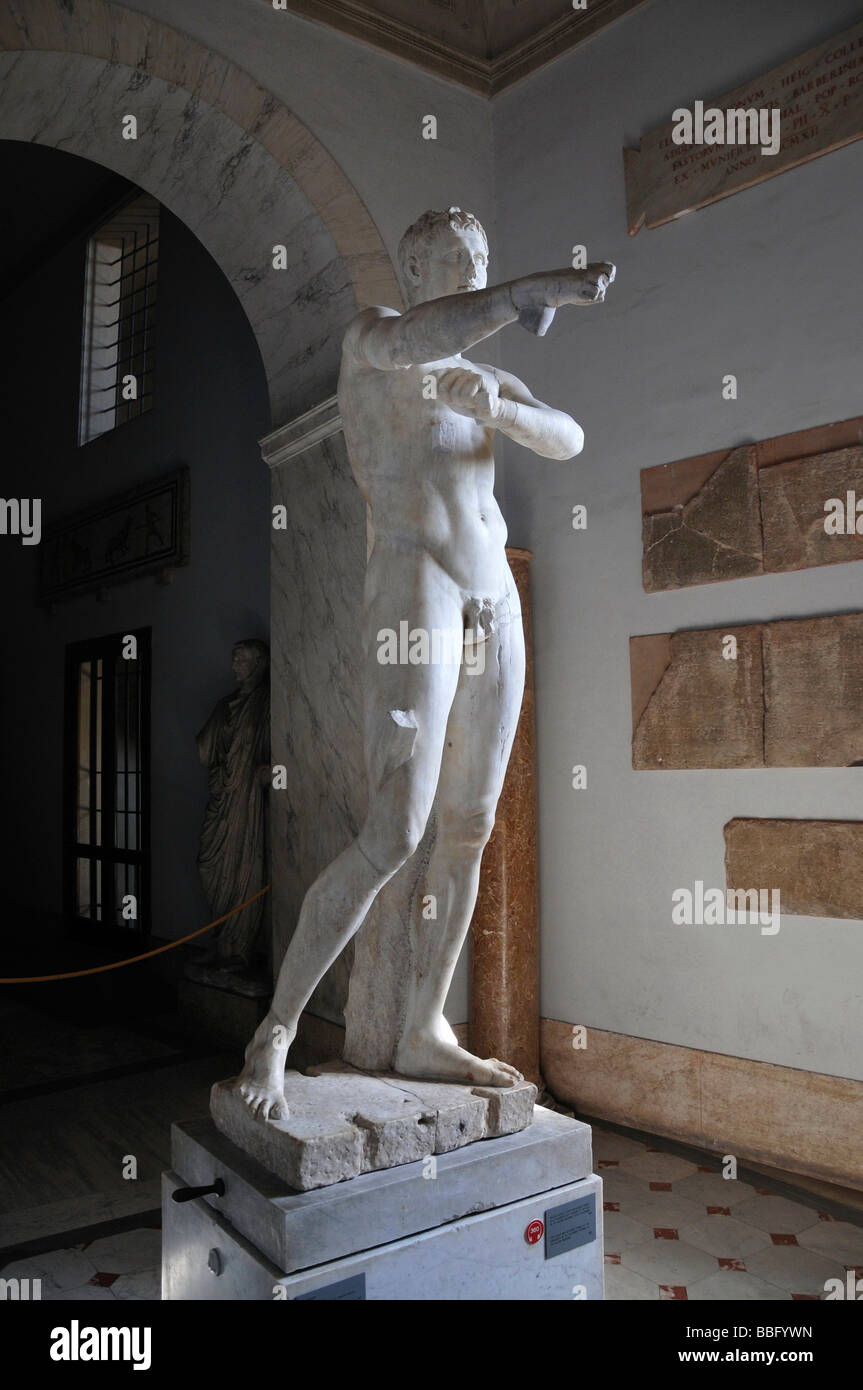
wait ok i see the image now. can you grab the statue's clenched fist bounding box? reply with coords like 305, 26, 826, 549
434, 366, 502, 423
511, 262, 616, 335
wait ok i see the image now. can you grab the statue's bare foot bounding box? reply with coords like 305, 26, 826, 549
394, 1026, 523, 1088
234, 1009, 294, 1121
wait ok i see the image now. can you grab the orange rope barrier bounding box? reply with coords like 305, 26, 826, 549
0, 883, 271, 983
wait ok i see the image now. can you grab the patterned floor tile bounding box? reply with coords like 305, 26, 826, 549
686, 1269, 791, 1301
599, 1170, 652, 1206
734, 1193, 827, 1234
603, 1209, 652, 1253
619, 1152, 699, 1183
112, 1269, 162, 1301
746, 1243, 844, 1296
678, 1213, 772, 1260
591, 1130, 647, 1163
0, 1248, 97, 1294
621, 1237, 717, 1286
82, 1228, 161, 1275
673, 1172, 752, 1208
797, 1221, 863, 1266
623, 1190, 705, 1229
604, 1263, 660, 1300
43, 1283, 118, 1301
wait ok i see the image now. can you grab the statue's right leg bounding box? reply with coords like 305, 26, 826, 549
235, 556, 463, 1120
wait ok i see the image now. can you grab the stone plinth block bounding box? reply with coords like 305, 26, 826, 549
211, 1062, 537, 1191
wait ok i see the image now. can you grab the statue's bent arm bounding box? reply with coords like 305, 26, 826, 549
478, 363, 585, 461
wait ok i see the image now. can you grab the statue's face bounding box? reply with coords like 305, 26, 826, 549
232, 646, 256, 683
409, 225, 488, 304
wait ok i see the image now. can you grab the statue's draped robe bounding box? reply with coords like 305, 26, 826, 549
196, 681, 270, 964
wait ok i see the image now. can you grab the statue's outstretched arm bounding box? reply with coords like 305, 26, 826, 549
350, 263, 615, 370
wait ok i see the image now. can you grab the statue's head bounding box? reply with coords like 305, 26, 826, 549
398, 207, 488, 307
232, 639, 269, 689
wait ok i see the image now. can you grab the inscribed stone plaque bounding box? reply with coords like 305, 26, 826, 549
642, 446, 761, 592
631, 627, 764, 769
759, 445, 863, 573
632, 613, 863, 769
725, 819, 863, 920
763, 615, 863, 767
641, 416, 863, 592
624, 20, 863, 234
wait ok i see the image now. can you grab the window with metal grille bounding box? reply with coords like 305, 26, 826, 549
78, 194, 159, 445
65, 629, 151, 933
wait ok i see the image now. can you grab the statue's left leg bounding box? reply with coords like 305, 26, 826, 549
393, 586, 526, 1086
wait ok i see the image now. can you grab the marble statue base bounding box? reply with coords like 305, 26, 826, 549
163, 1106, 604, 1300
210, 1060, 537, 1191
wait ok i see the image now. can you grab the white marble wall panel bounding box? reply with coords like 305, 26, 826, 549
0, 50, 355, 421
269, 426, 366, 1021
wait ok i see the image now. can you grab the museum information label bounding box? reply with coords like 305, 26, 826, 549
624, 20, 863, 233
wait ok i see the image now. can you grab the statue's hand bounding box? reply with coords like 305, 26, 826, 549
511, 263, 616, 334
435, 366, 501, 423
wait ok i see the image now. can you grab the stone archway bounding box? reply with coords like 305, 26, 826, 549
0, 0, 401, 426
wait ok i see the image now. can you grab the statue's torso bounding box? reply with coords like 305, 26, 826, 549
338, 348, 510, 598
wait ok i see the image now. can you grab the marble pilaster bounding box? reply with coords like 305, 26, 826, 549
469, 548, 542, 1087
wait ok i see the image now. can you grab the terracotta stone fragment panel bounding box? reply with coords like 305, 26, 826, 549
642, 446, 762, 592
631, 626, 764, 769
633, 613, 863, 769
759, 446, 863, 574
725, 818, 863, 920
641, 415, 863, 591
763, 615, 863, 768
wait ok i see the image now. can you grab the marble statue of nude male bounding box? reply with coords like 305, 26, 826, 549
236, 208, 615, 1120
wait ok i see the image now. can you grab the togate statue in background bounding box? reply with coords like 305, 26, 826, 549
236, 209, 615, 1120
193, 639, 271, 982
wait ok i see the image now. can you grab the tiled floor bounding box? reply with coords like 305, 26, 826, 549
1, 997, 859, 1303
3, 1121, 861, 1300
595, 1127, 863, 1300
1, 1227, 162, 1301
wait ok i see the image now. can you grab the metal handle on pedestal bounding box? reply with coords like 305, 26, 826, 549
171, 1178, 226, 1203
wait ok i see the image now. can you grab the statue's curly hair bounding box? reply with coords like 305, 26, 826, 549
397, 207, 488, 290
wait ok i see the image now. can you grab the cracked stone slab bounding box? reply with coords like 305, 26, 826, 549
211, 1063, 537, 1190
641, 423, 863, 592
642, 446, 763, 592
759, 445, 863, 574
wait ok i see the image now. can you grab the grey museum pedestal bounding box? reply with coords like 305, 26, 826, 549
162, 1105, 604, 1300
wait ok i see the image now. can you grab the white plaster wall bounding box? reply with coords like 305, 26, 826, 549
492, 0, 863, 1080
